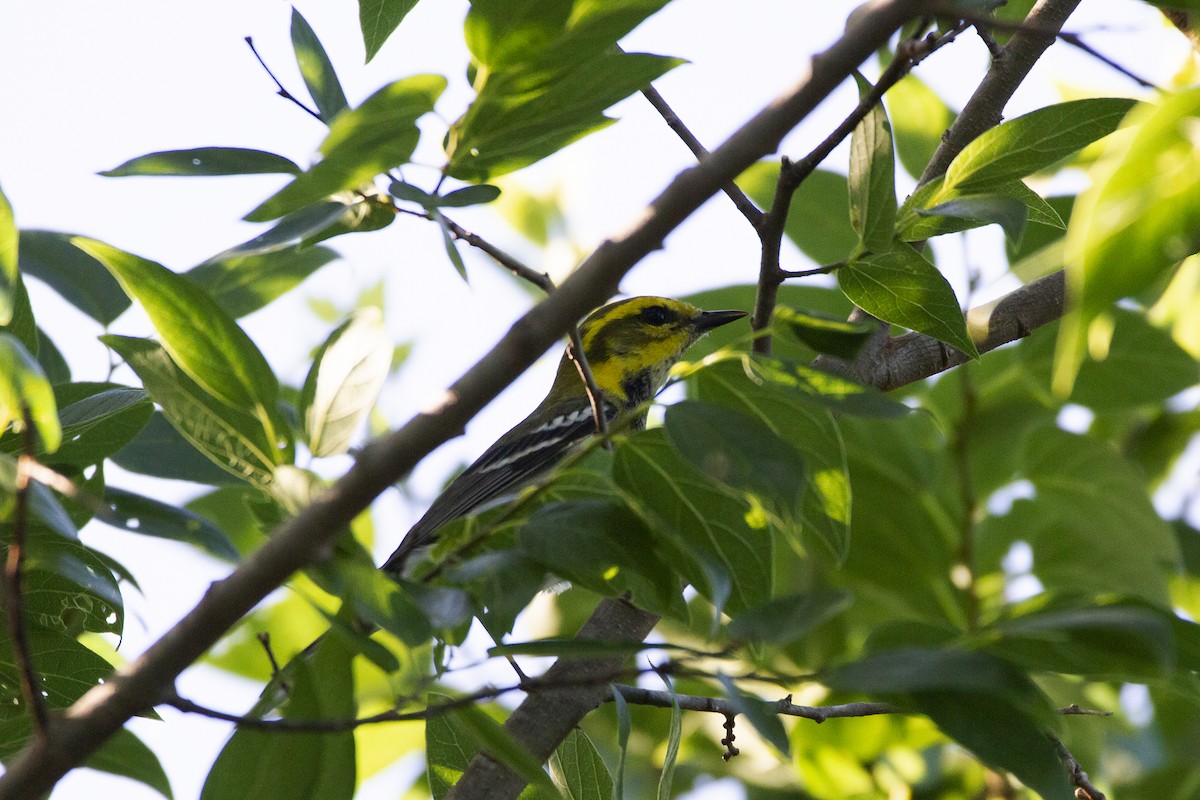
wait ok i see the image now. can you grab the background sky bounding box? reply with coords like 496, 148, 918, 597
0, 1, 1187, 797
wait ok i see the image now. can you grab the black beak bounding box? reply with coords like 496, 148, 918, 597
693, 309, 748, 333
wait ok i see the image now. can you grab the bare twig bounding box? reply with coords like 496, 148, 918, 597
1058, 32, 1159, 90
6, 410, 49, 739
255, 633, 283, 681
640, 84, 766, 229
1050, 733, 1107, 799
751, 22, 968, 355
244, 37, 324, 122
398, 206, 608, 435
921, 0, 1085, 183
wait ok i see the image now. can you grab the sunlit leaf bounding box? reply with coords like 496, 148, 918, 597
840, 247, 977, 357
248, 75, 445, 221
99, 148, 301, 178
292, 9, 348, 122
359, 0, 420, 62
78, 239, 279, 413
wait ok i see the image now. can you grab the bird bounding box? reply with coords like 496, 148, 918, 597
380, 296, 747, 576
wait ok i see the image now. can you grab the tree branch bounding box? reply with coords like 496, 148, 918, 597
640, 83, 766, 229
752, 20, 966, 355
0, 2, 939, 795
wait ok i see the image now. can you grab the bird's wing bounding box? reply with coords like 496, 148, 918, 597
381, 401, 615, 574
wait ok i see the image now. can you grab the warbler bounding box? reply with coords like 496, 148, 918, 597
381, 296, 747, 575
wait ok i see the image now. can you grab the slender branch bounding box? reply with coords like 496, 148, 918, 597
1057, 32, 1158, 90
752, 21, 966, 355
400, 206, 607, 435
0, 5, 945, 792
6, 410, 49, 740
640, 84, 765, 229
409, 208, 555, 292
244, 37, 324, 122
1050, 733, 1107, 800
921, 0, 1085, 183
613, 686, 897, 722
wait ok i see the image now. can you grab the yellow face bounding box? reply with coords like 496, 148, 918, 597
578, 297, 704, 404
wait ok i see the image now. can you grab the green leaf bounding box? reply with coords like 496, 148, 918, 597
103, 487, 239, 560
0, 624, 113, 714
21, 538, 124, 635
99, 148, 302, 177
0, 273, 36, 356
426, 691, 560, 800
0, 183, 16, 327
35, 328, 69, 385
291, 9, 348, 122
839, 247, 978, 357
727, 590, 854, 646
983, 596, 1183, 681
388, 180, 437, 207
613, 429, 773, 618
439, 184, 502, 208
78, 238, 279, 412
916, 692, 1071, 800
455, 703, 562, 799
774, 306, 875, 359
519, 499, 683, 616
1057, 88, 1200, 392
38, 386, 151, 467
736, 164, 857, 265
664, 400, 807, 521
432, 209, 468, 281
0, 333, 60, 452
201, 633, 356, 800
102, 336, 279, 486
111, 411, 244, 486
611, 686, 630, 800
897, 178, 1056, 242
358, 0, 419, 62
849, 75, 897, 253
656, 678, 681, 800
717, 673, 790, 757
692, 359, 852, 561
334, 561, 432, 646
447, 0, 679, 181
885, 72, 956, 180
916, 194, 1027, 243
17, 231, 130, 326
185, 246, 339, 319
215, 201, 354, 260
300, 308, 393, 457
978, 426, 1179, 606
247, 74, 445, 221
548, 728, 612, 800
85, 728, 174, 800
944, 97, 1137, 192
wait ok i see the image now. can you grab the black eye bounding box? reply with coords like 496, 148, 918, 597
641, 305, 669, 325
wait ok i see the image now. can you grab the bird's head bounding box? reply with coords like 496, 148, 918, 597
548, 296, 747, 408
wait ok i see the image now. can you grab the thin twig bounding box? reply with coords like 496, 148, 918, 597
244, 36, 324, 122
640, 84, 765, 229
752, 22, 966, 355
567, 331, 609, 437
1058, 32, 1159, 90
781, 262, 846, 280
256, 633, 283, 681
396, 206, 608, 438
6, 410, 49, 739
1049, 733, 1107, 799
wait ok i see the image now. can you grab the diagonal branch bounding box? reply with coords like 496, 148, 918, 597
0, 1, 939, 796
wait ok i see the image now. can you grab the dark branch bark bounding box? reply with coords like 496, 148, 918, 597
0, 1, 938, 796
